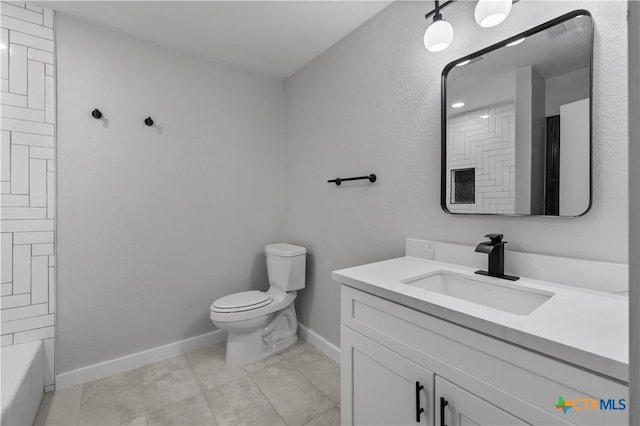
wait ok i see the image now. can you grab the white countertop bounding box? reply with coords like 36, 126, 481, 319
332, 256, 629, 383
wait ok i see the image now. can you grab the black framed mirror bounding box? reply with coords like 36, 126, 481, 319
441, 10, 593, 217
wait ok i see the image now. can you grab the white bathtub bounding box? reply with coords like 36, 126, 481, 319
1, 341, 45, 426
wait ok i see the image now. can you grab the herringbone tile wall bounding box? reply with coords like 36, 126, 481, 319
446, 102, 516, 214
1, 1, 56, 389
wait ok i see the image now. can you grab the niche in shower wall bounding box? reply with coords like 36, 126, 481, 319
451, 167, 475, 204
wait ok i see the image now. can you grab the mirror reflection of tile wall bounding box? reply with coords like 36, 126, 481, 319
446, 102, 515, 214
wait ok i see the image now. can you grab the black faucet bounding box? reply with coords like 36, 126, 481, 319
474, 234, 519, 281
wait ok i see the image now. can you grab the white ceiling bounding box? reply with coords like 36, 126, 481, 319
43, 1, 393, 79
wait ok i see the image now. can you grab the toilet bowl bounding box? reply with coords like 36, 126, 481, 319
210, 243, 306, 366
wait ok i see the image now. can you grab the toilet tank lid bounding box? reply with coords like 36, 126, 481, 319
265, 243, 306, 257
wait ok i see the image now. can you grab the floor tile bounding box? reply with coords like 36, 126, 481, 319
250, 360, 333, 426
186, 343, 247, 391
204, 375, 285, 426
34, 385, 83, 426
146, 393, 216, 426
78, 369, 147, 425
288, 348, 340, 404
139, 355, 201, 410
243, 353, 283, 374
281, 340, 313, 359
304, 406, 341, 426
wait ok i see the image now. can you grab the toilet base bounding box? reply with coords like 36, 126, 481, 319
224, 303, 299, 366
226, 333, 298, 366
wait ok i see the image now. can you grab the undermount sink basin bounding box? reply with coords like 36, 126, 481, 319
402, 271, 554, 315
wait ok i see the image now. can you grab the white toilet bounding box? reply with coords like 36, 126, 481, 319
210, 243, 306, 366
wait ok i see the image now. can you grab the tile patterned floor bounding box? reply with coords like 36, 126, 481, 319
35, 341, 341, 426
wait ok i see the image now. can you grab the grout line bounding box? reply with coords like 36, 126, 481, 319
286, 347, 340, 408
302, 404, 337, 426
246, 372, 288, 425
74, 383, 84, 426
186, 348, 221, 425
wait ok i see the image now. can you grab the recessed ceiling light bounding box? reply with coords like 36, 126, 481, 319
451, 102, 465, 108
457, 59, 471, 66
506, 38, 526, 47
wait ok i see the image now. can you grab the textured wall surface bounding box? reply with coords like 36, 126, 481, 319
0, 1, 56, 389
283, 1, 628, 346
56, 15, 284, 373
446, 103, 515, 214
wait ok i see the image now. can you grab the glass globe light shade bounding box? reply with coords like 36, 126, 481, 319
474, 0, 512, 28
424, 18, 454, 52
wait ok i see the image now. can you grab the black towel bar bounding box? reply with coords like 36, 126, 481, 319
328, 174, 376, 186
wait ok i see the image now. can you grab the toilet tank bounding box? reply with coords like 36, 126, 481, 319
265, 244, 306, 291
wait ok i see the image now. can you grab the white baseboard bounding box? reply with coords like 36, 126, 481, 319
297, 324, 340, 364
56, 330, 226, 390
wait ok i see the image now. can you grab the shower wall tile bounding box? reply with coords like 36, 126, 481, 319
28, 48, 54, 64
13, 325, 54, 343
9, 44, 27, 94
0, 293, 30, 309
13, 231, 53, 244
2, 2, 43, 24
1, 334, 13, 346
12, 132, 54, 147
1, 283, 12, 296
446, 102, 516, 214
1, 104, 45, 121
10, 31, 53, 51
10, 144, 29, 194
2, 15, 53, 39
2, 92, 28, 107
28, 60, 45, 109
1, 29, 8, 78
0, 1, 56, 388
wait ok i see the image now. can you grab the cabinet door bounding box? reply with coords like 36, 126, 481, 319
435, 376, 530, 426
341, 326, 434, 426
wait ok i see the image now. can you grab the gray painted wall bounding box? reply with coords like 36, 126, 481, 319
56, 15, 284, 373
283, 1, 628, 347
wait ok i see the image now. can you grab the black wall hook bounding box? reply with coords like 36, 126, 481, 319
91, 109, 102, 119
144, 117, 154, 127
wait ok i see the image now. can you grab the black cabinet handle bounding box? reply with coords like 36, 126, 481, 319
415, 381, 425, 422
440, 397, 449, 426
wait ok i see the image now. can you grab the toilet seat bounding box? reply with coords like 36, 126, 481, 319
211, 291, 272, 313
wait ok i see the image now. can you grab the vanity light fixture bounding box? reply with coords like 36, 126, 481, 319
506, 37, 526, 47
451, 102, 465, 108
423, 0, 454, 52
423, 0, 518, 52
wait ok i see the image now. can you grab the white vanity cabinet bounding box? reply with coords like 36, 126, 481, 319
340, 285, 628, 426
435, 376, 528, 426
342, 326, 435, 425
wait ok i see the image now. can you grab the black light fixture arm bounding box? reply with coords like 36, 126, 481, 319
425, 0, 457, 21
424, 0, 519, 21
